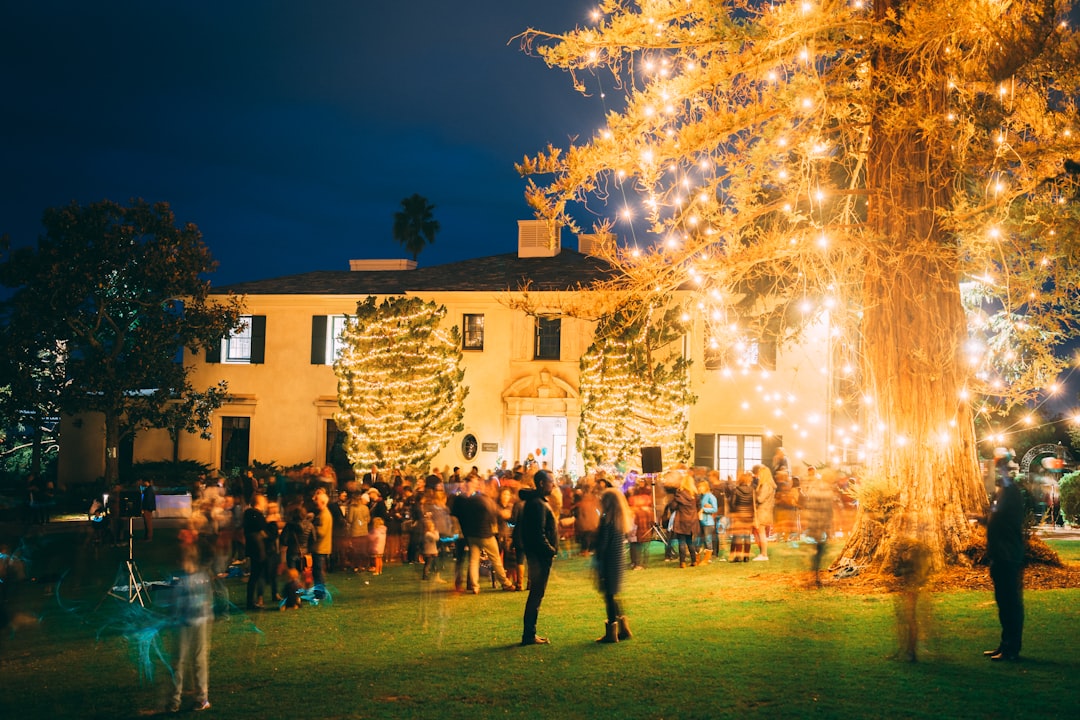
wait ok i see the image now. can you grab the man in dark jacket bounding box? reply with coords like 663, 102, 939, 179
984, 453, 1025, 662
518, 470, 558, 646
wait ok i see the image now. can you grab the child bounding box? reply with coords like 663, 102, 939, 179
369, 517, 387, 575
281, 568, 303, 610
421, 517, 439, 581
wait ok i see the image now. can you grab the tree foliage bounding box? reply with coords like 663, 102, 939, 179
392, 194, 440, 261
334, 296, 467, 471
0, 200, 244, 482
518, 1, 1080, 570
579, 303, 694, 468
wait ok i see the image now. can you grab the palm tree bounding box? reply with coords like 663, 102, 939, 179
392, 194, 440, 262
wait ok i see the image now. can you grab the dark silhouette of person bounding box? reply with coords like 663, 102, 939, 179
983, 453, 1025, 661
518, 470, 558, 646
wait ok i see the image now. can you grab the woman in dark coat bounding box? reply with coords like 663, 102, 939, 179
594, 487, 633, 643
729, 472, 757, 562
672, 472, 699, 568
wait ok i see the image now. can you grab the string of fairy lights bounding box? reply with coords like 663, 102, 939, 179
333, 298, 467, 470
544, 1, 1080, 468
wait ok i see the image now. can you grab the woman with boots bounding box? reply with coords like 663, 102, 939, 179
594, 487, 633, 644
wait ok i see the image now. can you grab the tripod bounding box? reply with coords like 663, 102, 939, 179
108, 517, 151, 607
646, 474, 672, 549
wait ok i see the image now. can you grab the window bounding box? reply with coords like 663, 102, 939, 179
311, 315, 351, 365
695, 433, 767, 479
209, 315, 266, 364
534, 316, 561, 360
463, 314, 485, 350
220, 416, 250, 472
704, 337, 776, 371
225, 319, 252, 362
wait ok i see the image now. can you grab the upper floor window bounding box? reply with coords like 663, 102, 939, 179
463, 314, 485, 350
208, 315, 266, 364
311, 315, 351, 365
704, 337, 776, 371
534, 316, 561, 360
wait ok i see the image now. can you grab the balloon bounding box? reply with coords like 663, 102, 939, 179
541, 447, 548, 456
535, 448, 542, 456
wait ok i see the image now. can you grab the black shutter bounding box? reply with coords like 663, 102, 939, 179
694, 433, 715, 470
311, 315, 328, 365
206, 339, 222, 363
249, 315, 267, 364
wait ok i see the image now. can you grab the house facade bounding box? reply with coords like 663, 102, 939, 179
60, 222, 839, 484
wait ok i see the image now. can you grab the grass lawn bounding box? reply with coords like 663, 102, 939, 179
1, 528, 1077, 719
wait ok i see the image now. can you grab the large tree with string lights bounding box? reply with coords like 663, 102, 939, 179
334, 296, 467, 472
518, 0, 1080, 572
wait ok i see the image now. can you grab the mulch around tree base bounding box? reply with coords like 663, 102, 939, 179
825, 562, 1080, 594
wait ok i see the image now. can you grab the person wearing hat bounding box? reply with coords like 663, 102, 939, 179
517, 470, 559, 646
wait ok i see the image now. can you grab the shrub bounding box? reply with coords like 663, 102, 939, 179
1060, 471, 1080, 526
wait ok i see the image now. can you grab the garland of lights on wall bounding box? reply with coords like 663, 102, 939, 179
333, 296, 467, 471
578, 305, 695, 468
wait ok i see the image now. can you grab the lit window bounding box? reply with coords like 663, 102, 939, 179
224, 316, 252, 363
463, 314, 485, 350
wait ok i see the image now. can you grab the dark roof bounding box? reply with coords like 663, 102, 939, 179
212, 251, 615, 295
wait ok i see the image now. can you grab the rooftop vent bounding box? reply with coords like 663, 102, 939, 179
577, 232, 614, 257
517, 220, 561, 258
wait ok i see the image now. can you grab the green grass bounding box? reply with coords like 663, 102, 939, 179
1, 530, 1078, 719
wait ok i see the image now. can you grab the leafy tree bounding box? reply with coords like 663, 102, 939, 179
0, 200, 243, 483
519, 1, 1080, 571
392, 194, 440, 261
579, 304, 694, 468
334, 296, 467, 471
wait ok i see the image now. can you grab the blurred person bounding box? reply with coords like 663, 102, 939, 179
139, 478, 157, 541
574, 483, 600, 557
774, 471, 800, 546
628, 482, 654, 570
369, 517, 387, 575
311, 488, 333, 599
281, 567, 303, 610
697, 480, 717, 564
167, 543, 213, 713
519, 470, 559, 646
346, 492, 370, 572
243, 494, 270, 610
752, 465, 776, 561
421, 517, 440, 581
671, 472, 699, 567
729, 473, 756, 562
802, 468, 835, 586
466, 482, 515, 592
497, 486, 520, 589
593, 487, 633, 643
891, 516, 933, 662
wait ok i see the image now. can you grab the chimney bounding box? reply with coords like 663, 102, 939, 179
577, 232, 614, 256
517, 220, 561, 258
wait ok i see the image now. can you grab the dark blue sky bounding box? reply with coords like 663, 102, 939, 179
1, 1, 603, 285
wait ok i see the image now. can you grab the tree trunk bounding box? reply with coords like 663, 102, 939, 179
104, 410, 121, 485
838, 11, 988, 572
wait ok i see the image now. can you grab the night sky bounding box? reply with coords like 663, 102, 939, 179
1, 1, 603, 285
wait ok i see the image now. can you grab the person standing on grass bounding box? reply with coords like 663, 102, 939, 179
139, 478, 157, 541
167, 543, 213, 713
752, 465, 776, 561
672, 471, 699, 568
979, 451, 1025, 662
311, 488, 333, 600
519, 470, 558, 646
593, 487, 633, 644
802, 468, 835, 586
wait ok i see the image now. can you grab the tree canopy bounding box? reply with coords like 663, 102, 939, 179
0, 199, 243, 483
392, 194, 440, 262
519, 1, 1080, 571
